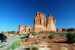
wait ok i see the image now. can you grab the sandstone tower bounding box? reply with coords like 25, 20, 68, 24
34, 12, 56, 32
46, 15, 56, 32
19, 12, 56, 34
34, 12, 47, 32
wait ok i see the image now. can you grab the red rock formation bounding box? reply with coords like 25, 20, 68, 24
34, 12, 56, 32
19, 12, 56, 34
19, 25, 33, 34
34, 12, 47, 32
46, 15, 56, 32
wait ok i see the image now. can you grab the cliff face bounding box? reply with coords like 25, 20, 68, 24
46, 16, 56, 32
34, 12, 47, 32
34, 12, 56, 32
19, 25, 33, 34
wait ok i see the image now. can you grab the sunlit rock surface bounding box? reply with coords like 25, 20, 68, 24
34, 12, 56, 32
47, 15, 56, 32
34, 12, 47, 32
19, 12, 56, 34
19, 25, 33, 34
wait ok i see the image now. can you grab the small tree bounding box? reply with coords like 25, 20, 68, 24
0, 33, 7, 42
66, 33, 75, 43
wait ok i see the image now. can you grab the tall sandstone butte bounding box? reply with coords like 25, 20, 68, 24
34, 12, 56, 32
46, 15, 56, 32
34, 12, 47, 32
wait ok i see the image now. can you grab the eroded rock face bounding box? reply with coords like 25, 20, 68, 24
34, 12, 56, 32
19, 12, 56, 34
19, 25, 33, 34
46, 16, 56, 32
34, 12, 47, 32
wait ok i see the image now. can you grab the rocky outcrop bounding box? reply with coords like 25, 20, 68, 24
34, 12, 47, 32
19, 12, 56, 34
34, 12, 56, 32
19, 25, 33, 34
46, 15, 56, 32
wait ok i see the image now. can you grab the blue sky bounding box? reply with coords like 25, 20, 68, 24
0, 0, 75, 31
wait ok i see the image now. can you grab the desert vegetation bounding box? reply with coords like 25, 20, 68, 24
24, 31, 75, 50
66, 33, 75, 43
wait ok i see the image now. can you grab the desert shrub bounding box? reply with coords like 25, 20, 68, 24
29, 45, 38, 50
25, 34, 30, 38
32, 32, 37, 35
20, 34, 30, 39
59, 33, 66, 37
20, 35, 26, 39
66, 33, 75, 43
48, 33, 56, 39
7, 40, 22, 50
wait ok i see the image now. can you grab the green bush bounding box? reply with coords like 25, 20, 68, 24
48, 33, 56, 39
29, 44, 38, 50
20, 35, 26, 39
32, 32, 37, 35
66, 33, 75, 43
26, 34, 30, 38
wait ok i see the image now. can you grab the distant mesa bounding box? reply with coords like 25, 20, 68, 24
19, 12, 56, 34
57, 28, 75, 33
